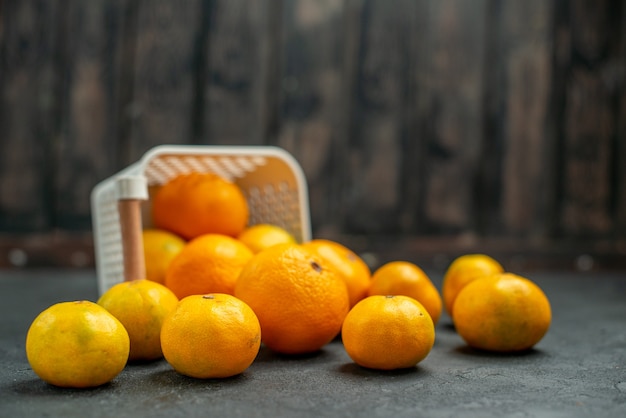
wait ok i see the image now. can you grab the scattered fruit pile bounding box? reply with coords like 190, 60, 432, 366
25, 172, 552, 388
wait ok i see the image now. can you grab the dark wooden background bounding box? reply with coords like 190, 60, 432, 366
1, 0, 626, 271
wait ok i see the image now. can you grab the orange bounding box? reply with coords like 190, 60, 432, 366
26, 301, 130, 388
238, 223, 296, 253
97, 279, 179, 361
234, 244, 350, 354
165, 234, 254, 299
160, 293, 261, 378
341, 295, 435, 370
368, 261, 442, 324
142, 229, 186, 284
301, 239, 371, 308
152, 172, 249, 240
442, 254, 504, 317
453, 272, 552, 352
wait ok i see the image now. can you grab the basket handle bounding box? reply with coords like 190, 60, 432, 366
115, 176, 148, 281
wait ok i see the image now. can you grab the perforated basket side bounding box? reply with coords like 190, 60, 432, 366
91, 145, 311, 295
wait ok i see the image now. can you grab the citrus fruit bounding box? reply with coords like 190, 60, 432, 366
152, 172, 249, 240
97, 279, 179, 361
452, 272, 551, 352
237, 223, 296, 253
368, 261, 442, 324
234, 244, 350, 355
301, 239, 371, 308
142, 228, 186, 284
160, 293, 261, 378
442, 254, 504, 317
165, 234, 254, 299
341, 295, 435, 370
26, 300, 130, 388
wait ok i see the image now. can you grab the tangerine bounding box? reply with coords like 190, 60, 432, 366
160, 293, 261, 378
97, 279, 179, 361
341, 295, 435, 370
26, 301, 130, 388
142, 229, 186, 285
453, 273, 551, 352
234, 244, 349, 354
152, 172, 249, 240
238, 223, 296, 254
442, 254, 504, 317
368, 261, 442, 324
165, 234, 253, 299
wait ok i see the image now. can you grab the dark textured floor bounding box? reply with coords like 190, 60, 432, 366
1, 268, 625, 418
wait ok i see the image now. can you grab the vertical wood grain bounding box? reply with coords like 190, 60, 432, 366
417, 0, 487, 233
556, 0, 620, 237
276, 0, 347, 235
203, 0, 272, 145
339, 0, 418, 234
128, 0, 199, 157
0, 0, 60, 231
482, 0, 555, 238
55, 0, 123, 230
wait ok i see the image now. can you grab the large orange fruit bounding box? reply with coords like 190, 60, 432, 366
301, 239, 371, 308
165, 234, 253, 299
234, 244, 350, 355
341, 295, 435, 370
453, 273, 551, 352
152, 172, 249, 240
160, 293, 261, 378
368, 261, 442, 324
442, 254, 504, 317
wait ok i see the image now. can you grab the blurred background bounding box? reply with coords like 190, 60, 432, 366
1, 0, 625, 272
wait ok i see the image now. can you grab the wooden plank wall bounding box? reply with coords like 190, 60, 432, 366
1, 0, 625, 270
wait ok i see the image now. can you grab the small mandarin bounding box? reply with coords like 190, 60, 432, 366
152, 172, 249, 240
26, 301, 130, 388
97, 279, 179, 361
442, 254, 504, 317
368, 261, 442, 324
342, 295, 435, 370
453, 273, 551, 352
142, 229, 186, 285
235, 244, 349, 355
160, 293, 261, 379
165, 234, 253, 299
238, 224, 296, 254
301, 239, 371, 308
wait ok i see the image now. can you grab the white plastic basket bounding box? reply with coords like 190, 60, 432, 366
91, 145, 311, 296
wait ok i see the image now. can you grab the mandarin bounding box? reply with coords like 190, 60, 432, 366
238, 223, 296, 254
165, 234, 253, 299
342, 295, 435, 370
234, 244, 349, 355
152, 172, 249, 240
453, 273, 551, 352
26, 301, 130, 388
442, 254, 504, 317
161, 293, 261, 378
142, 229, 186, 285
368, 261, 442, 324
97, 279, 179, 361
301, 239, 371, 308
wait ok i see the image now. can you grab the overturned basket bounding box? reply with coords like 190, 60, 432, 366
91, 145, 311, 296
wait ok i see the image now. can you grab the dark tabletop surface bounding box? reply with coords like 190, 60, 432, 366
0, 268, 625, 418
